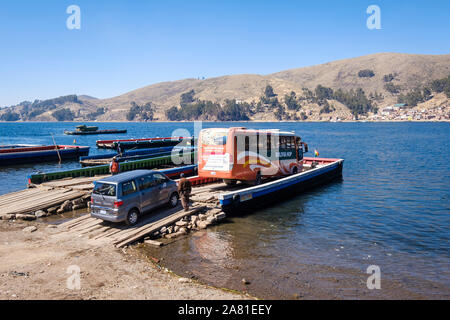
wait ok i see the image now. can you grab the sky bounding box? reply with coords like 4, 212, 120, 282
0, 0, 449, 106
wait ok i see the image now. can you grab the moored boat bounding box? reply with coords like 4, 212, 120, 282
96, 137, 195, 149
64, 125, 127, 135
0, 145, 90, 166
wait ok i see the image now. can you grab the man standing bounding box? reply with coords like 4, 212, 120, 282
178, 173, 192, 211
110, 157, 120, 175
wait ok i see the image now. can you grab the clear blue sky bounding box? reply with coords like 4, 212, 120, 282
0, 0, 449, 106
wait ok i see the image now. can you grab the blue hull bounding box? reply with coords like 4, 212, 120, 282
0, 147, 90, 166
219, 159, 344, 214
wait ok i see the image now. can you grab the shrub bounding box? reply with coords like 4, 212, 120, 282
384, 83, 401, 94
358, 69, 375, 78
0, 111, 20, 121
383, 74, 395, 82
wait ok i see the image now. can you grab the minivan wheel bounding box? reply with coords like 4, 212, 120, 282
125, 209, 139, 226
169, 192, 179, 208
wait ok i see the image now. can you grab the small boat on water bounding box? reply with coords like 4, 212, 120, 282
64, 125, 127, 135
96, 137, 195, 149
0, 145, 90, 166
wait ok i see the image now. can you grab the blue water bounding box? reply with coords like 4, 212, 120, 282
1, 122, 449, 298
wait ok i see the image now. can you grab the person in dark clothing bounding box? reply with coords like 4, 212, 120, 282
178, 173, 192, 211
110, 157, 120, 175
117, 142, 123, 157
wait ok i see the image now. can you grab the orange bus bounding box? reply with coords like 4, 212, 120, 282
198, 127, 308, 185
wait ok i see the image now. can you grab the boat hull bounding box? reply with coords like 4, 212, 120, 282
64, 130, 127, 135
0, 146, 90, 166
220, 158, 344, 214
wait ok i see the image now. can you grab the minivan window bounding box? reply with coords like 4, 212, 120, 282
93, 182, 116, 197
153, 173, 168, 185
138, 175, 155, 191
122, 180, 137, 196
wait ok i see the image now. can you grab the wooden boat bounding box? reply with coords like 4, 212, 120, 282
79, 146, 195, 167
96, 137, 195, 149
0, 145, 90, 166
64, 125, 127, 135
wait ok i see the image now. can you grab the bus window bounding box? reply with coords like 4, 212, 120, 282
256, 133, 260, 154
279, 136, 287, 149
287, 137, 294, 148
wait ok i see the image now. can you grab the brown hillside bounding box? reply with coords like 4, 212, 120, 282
91, 52, 449, 120
2, 53, 449, 121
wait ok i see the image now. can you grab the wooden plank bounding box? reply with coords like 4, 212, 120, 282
0, 190, 85, 215
0, 188, 52, 205
57, 214, 91, 228
114, 206, 206, 248
67, 218, 102, 231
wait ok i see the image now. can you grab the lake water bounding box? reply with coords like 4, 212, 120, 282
0, 122, 449, 299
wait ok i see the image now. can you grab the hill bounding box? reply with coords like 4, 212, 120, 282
1, 53, 449, 122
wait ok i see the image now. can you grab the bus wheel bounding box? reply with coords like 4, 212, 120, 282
254, 172, 262, 185
223, 179, 237, 187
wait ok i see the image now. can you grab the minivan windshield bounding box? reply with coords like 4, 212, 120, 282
93, 182, 116, 197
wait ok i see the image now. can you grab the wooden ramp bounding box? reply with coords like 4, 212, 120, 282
56, 205, 207, 248
0, 187, 86, 216
53, 181, 231, 248
0, 175, 108, 218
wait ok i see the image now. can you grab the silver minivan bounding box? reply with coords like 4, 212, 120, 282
90, 170, 179, 225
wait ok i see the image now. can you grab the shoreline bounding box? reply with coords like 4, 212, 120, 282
0, 219, 251, 300
0, 120, 449, 123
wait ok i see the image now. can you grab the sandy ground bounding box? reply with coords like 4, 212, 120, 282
0, 220, 250, 300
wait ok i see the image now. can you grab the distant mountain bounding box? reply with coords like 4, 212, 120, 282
1, 53, 449, 121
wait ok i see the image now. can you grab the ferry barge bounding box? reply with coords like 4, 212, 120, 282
219, 157, 343, 213
0, 145, 90, 166
64, 125, 127, 135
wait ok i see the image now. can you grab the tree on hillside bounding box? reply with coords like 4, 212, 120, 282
384, 82, 401, 94
284, 91, 301, 111
383, 74, 395, 82
180, 90, 196, 106
166, 106, 181, 121
0, 111, 20, 121
358, 69, 375, 78
264, 85, 276, 98
315, 85, 333, 101
127, 102, 154, 121
430, 75, 450, 97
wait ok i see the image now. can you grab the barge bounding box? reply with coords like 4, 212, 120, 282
0, 145, 90, 166
80, 146, 195, 166
64, 125, 127, 135
96, 137, 195, 149
219, 157, 343, 213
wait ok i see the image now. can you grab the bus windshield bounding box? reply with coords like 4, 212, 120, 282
201, 129, 228, 146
